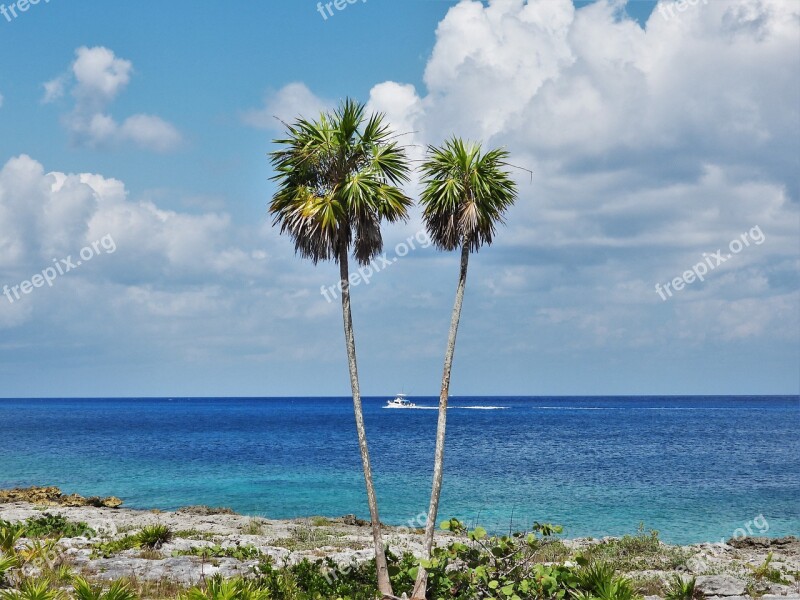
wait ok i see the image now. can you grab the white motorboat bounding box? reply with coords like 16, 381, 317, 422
385, 393, 416, 409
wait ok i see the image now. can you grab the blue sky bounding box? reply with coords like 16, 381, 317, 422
0, 0, 797, 398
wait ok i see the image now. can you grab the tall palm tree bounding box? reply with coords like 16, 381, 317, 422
411, 138, 518, 600
269, 99, 411, 598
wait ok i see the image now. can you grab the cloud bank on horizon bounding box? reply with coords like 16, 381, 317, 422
0, 0, 797, 396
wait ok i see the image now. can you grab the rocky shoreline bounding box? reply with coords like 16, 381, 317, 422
1, 487, 799, 599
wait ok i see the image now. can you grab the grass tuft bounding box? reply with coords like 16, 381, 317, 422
137, 525, 172, 550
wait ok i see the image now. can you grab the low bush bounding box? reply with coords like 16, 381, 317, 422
581, 524, 691, 572
664, 573, 697, 600
136, 526, 172, 550
172, 544, 263, 561
90, 536, 139, 559
22, 515, 94, 540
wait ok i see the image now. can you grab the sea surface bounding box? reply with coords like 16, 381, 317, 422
1, 396, 798, 544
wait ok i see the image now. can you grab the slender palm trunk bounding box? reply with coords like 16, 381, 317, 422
338, 245, 394, 598
411, 243, 471, 600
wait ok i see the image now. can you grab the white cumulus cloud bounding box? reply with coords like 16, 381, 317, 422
42, 46, 182, 152
242, 82, 331, 131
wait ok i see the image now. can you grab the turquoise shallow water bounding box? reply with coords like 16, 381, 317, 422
0, 396, 798, 544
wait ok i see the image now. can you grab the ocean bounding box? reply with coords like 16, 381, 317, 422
1, 396, 797, 544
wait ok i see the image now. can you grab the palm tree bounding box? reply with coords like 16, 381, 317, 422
411, 138, 518, 600
269, 99, 411, 598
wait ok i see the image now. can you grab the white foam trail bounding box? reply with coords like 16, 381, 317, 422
382, 405, 509, 411
532, 406, 754, 411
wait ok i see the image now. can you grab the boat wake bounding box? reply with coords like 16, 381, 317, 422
382, 405, 509, 411
533, 406, 750, 411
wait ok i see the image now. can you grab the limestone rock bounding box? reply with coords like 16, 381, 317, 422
696, 575, 747, 596
0, 486, 123, 508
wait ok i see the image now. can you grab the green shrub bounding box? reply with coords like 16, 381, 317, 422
252, 557, 379, 600
173, 530, 216, 541
575, 562, 617, 593
573, 561, 641, 600
386, 519, 648, 600
748, 551, 790, 584
181, 575, 266, 600
0, 578, 63, 600
241, 520, 267, 536
581, 525, 691, 572
136, 525, 172, 550
91, 536, 140, 558
665, 574, 697, 600
22, 514, 94, 540
172, 544, 263, 561
0, 528, 23, 556
0, 554, 19, 588
73, 577, 137, 600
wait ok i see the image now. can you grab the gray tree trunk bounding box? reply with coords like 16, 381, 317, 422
338, 245, 394, 598
411, 243, 471, 600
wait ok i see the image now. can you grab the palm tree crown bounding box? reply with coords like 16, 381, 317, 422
420, 137, 517, 252
269, 99, 412, 265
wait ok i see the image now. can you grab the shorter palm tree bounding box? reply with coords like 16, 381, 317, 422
411, 137, 518, 600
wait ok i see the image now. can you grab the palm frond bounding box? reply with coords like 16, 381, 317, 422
420, 137, 518, 252
269, 99, 412, 265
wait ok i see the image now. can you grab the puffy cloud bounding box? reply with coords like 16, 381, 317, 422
0, 155, 272, 327
361, 0, 800, 353
42, 75, 67, 103
369, 0, 798, 186
242, 82, 331, 131
0, 152, 334, 393
42, 47, 182, 152
118, 114, 183, 153
70, 46, 132, 107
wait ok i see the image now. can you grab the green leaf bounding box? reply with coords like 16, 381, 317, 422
470, 526, 487, 540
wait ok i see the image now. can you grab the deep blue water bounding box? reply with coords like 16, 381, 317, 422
0, 396, 798, 544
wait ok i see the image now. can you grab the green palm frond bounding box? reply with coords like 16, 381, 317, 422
0, 525, 24, 554
0, 579, 63, 600
0, 553, 18, 586
665, 574, 697, 600
181, 575, 268, 600
72, 578, 102, 600
420, 137, 518, 252
269, 98, 412, 265
73, 578, 136, 600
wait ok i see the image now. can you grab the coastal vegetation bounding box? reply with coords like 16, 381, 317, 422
0, 514, 661, 600
137, 526, 173, 551
2, 495, 797, 600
